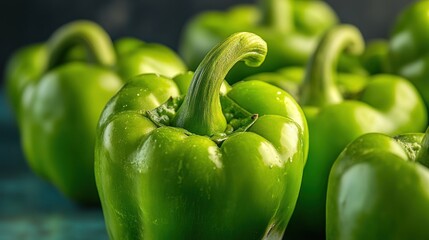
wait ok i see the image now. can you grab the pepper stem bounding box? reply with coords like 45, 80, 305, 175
47, 20, 116, 70
299, 25, 364, 107
259, 0, 294, 33
173, 32, 267, 136
417, 128, 429, 167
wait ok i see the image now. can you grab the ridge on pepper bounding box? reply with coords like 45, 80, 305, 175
327, 127, 429, 240
95, 32, 309, 239
4, 20, 187, 204
244, 24, 427, 239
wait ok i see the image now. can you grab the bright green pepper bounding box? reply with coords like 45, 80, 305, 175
113, 37, 187, 80
327, 128, 429, 239
5, 24, 185, 121
95, 32, 308, 239
179, 0, 338, 83
5, 44, 47, 119
244, 25, 427, 238
9, 20, 186, 204
389, 0, 429, 112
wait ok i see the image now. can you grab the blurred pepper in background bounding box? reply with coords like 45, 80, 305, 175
4, 20, 186, 204
361, 39, 389, 75
389, 0, 429, 113
180, 0, 339, 83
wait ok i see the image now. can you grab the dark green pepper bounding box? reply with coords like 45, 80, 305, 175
180, 0, 338, 83
7, 20, 186, 204
389, 0, 429, 112
327, 128, 429, 239
361, 39, 389, 75
95, 32, 308, 239
244, 24, 427, 238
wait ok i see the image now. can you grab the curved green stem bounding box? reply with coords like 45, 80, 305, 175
299, 25, 364, 107
173, 32, 267, 136
417, 127, 429, 167
47, 20, 116, 70
259, 0, 294, 33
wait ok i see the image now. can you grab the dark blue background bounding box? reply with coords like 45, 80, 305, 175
0, 0, 412, 83
0, 0, 415, 239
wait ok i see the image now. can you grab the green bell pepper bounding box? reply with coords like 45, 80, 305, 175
389, 0, 429, 112
291, 24, 427, 238
179, 0, 338, 83
5, 22, 186, 120
4, 44, 87, 119
243, 24, 427, 238
327, 128, 429, 239
9, 20, 186, 204
95, 32, 308, 239
5, 44, 47, 118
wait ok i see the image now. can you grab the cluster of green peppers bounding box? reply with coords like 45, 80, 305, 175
322, 1, 429, 239
6, 0, 429, 239
5, 20, 187, 204
180, 0, 339, 83
243, 23, 427, 239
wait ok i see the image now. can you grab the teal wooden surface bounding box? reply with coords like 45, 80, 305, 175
0, 90, 108, 240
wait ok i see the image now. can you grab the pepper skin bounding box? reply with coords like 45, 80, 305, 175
327, 128, 429, 240
361, 39, 389, 75
179, 0, 338, 83
10, 20, 186, 204
389, 0, 429, 113
243, 25, 427, 238
5, 24, 185, 120
95, 32, 308, 239
5, 44, 47, 119
242, 66, 368, 102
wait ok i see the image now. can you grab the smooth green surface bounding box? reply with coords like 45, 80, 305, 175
95, 32, 308, 239
294, 25, 427, 237
5, 44, 47, 120
244, 25, 427, 238
4, 20, 186, 204
180, 0, 338, 83
389, 0, 429, 112
327, 129, 429, 240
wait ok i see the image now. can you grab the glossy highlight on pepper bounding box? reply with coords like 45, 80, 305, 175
95, 32, 308, 239
389, 0, 429, 114
242, 24, 427, 238
4, 20, 187, 204
327, 128, 429, 240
